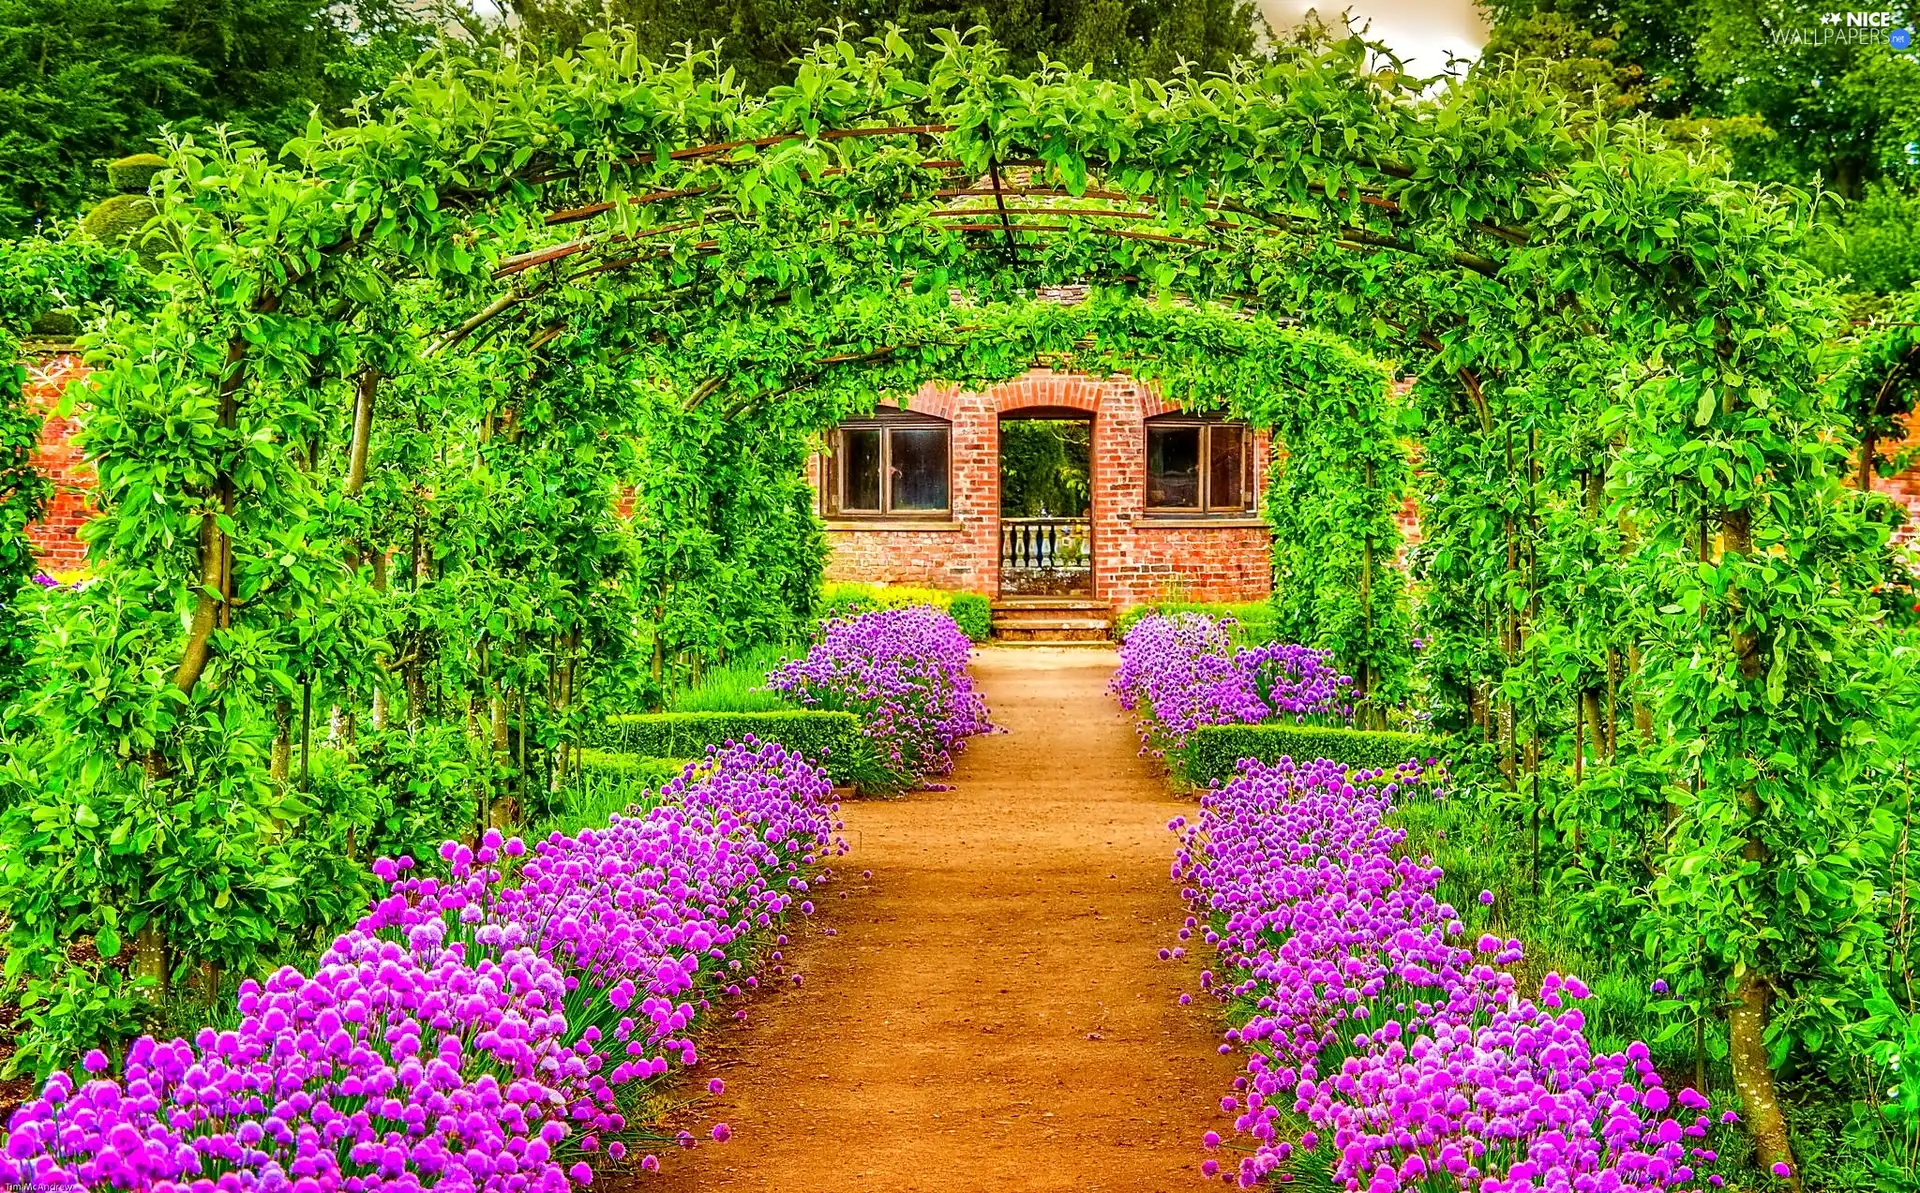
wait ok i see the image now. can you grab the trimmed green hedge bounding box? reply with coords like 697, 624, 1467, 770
818, 582, 991, 643
589, 710, 871, 786
1183, 724, 1443, 786
574, 750, 693, 790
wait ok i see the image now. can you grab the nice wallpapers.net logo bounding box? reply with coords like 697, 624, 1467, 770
1770, 10, 1914, 46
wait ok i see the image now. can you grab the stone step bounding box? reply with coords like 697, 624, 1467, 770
991, 601, 1111, 625
991, 621, 1113, 643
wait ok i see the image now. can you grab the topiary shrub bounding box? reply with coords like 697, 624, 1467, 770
105, 154, 167, 194
588, 710, 878, 786
80, 156, 169, 272
79, 195, 161, 272
26, 310, 80, 340
573, 750, 693, 791
1115, 599, 1280, 646
1182, 723, 1444, 787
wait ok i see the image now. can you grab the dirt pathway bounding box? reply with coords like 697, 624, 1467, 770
642, 646, 1237, 1193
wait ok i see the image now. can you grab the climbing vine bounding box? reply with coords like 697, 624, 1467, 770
0, 27, 1907, 1181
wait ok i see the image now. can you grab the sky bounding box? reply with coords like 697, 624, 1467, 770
1257, 1, 1490, 73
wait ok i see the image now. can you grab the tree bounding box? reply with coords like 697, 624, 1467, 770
0, 0, 448, 233
1479, 0, 1920, 292
504, 0, 1266, 90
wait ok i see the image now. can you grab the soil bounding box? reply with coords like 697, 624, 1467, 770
640, 645, 1238, 1193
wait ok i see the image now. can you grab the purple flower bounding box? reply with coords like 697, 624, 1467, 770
766, 607, 990, 786
0, 739, 848, 1192
712, 1123, 733, 1143
1151, 745, 1726, 1192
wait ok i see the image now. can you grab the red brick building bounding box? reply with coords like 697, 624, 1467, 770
809, 368, 1276, 623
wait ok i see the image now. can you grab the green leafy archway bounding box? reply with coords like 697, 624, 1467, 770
5, 27, 1898, 1178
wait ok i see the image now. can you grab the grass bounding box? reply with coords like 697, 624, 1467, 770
553, 751, 696, 834
667, 644, 800, 714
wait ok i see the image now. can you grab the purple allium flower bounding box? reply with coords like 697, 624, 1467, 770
0, 738, 847, 1192
1479, 889, 1495, 905
709, 1078, 726, 1094
1772, 1163, 1792, 1179
1150, 739, 1728, 1193
766, 607, 990, 786
712, 1123, 733, 1143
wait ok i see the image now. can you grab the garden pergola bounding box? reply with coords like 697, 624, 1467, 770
28, 29, 1900, 1180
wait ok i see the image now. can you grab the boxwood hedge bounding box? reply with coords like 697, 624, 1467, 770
1182, 724, 1443, 786
589, 710, 873, 786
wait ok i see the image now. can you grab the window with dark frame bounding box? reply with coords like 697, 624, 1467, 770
824, 411, 953, 518
1144, 415, 1254, 515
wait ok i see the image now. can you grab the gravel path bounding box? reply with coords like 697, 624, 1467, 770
641, 646, 1235, 1193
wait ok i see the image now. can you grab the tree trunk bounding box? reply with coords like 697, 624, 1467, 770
346, 367, 379, 497
1360, 457, 1376, 727
299, 681, 312, 791
1604, 648, 1620, 759
270, 697, 292, 786
1730, 969, 1799, 1189
1721, 504, 1798, 1184
1581, 689, 1604, 770
132, 923, 169, 1002
169, 310, 274, 708
199, 958, 221, 1012
370, 554, 390, 730
1626, 643, 1654, 745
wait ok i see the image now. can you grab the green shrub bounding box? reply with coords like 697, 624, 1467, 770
574, 749, 693, 789
78, 194, 161, 271
1182, 723, 1444, 786
1115, 600, 1280, 646
945, 593, 992, 643
589, 710, 877, 786
105, 154, 167, 194
818, 582, 991, 643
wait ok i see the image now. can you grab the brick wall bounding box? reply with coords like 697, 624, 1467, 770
1877, 412, 1920, 544
814, 368, 1277, 610
21, 352, 91, 574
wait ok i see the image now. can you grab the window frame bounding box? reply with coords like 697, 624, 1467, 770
824, 410, 954, 519
1142, 415, 1256, 517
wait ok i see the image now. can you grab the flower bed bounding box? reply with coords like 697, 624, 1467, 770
1172, 756, 1734, 1191
0, 738, 843, 1190
1110, 612, 1352, 757
765, 605, 990, 789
